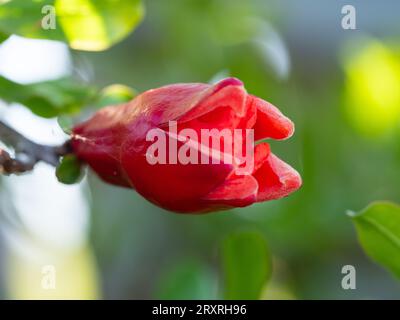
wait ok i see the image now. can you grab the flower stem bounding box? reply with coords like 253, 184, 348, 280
0, 119, 71, 174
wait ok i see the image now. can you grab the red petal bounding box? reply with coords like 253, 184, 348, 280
212, 77, 243, 90
130, 82, 211, 125
72, 107, 131, 187
80, 151, 131, 188
201, 142, 271, 208
178, 78, 247, 124
253, 153, 302, 201
120, 131, 234, 213
251, 95, 294, 141
253, 143, 271, 173
202, 174, 258, 208
236, 95, 257, 130
172, 106, 238, 134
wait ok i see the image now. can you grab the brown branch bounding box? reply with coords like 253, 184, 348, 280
0, 119, 71, 175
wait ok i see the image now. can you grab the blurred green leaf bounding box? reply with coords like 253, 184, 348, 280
57, 115, 74, 134
96, 84, 137, 108
210, 1, 257, 45
0, 75, 96, 117
0, 0, 64, 41
56, 154, 83, 184
221, 231, 272, 300
348, 201, 400, 279
261, 283, 296, 300
155, 259, 218, 300
0, 31, 9, 43
0, 0, 145, 51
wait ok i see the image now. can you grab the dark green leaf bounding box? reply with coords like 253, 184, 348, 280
0, 0, 145, 51
56, 154, 83, 184
348, 201, 400, 279
221, 231, 272, 300
0, 31, 9, 43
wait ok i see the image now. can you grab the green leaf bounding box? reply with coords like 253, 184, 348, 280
0, 75, 97, 117
96, 84, 137, 108
0, 30, 9, 44
0, 0, 65, 41
221, 231, 272, 300
155, 259, 218, 300
0, 0, 145, 51
348, 201, 400, 279
56, 154, 83, 184
57, 115, 74, 134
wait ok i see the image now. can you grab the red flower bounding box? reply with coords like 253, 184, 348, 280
71, 78, 301, 213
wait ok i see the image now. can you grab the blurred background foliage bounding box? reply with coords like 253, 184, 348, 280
0, 0, 400, 299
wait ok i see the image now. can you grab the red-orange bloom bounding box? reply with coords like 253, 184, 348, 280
71, 78, 301, 213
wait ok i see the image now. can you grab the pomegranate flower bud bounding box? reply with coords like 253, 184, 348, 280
71, 78, 302, 213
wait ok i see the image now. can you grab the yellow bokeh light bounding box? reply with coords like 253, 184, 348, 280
6, 243, 100, 300
343, 40, 400, 138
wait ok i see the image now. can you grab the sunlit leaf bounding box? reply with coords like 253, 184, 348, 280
221, 231, 272, 299
55, 0, 144, 51
342, 39, 400, 138
96, 84, 137, 108
348, 201, 400, 279
0, 75, 97, 117
0, 0, 145, 51
56, 154, 83, 184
